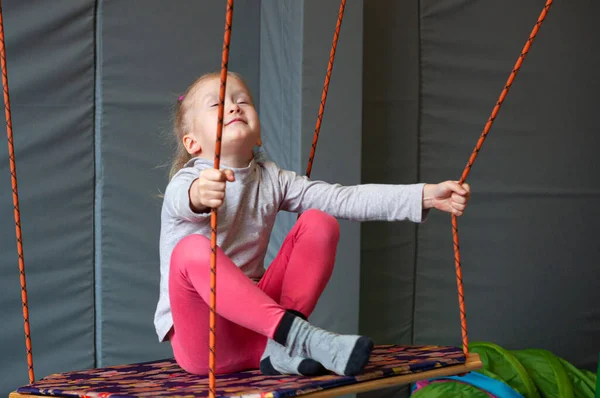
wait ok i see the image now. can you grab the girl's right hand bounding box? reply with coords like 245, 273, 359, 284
189, 168, 236, 213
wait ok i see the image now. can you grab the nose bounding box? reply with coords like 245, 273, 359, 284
228, 102, 241, 114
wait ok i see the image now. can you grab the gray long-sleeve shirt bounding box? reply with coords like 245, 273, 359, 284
154, 153, 427, 342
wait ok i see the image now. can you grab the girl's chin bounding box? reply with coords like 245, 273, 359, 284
224, 127, 254, 138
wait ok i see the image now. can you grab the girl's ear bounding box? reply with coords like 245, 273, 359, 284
256, 136, 262, 146
183, 134, 202, 155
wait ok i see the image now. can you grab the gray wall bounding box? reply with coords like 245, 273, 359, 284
359, 2, 420, 396
96, 0, 261, 367
415, 0, 600, 371
300, 0, 363, 334
0, 0, 96, 393
361, 0, 600, 384
1, 1, 363, 397
260, 0, 363, 335
1, 1, 599, 398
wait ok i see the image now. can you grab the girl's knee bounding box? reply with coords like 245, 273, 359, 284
177, 233, 211, 250
300, 209, 340, 241
171, 234, 211, 274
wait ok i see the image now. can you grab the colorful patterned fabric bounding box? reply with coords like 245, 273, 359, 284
17, 345, 466, 398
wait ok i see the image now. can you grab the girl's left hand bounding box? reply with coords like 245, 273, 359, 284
423, 181, 471, 216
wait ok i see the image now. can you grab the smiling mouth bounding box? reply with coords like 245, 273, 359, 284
226, 118, 245, 126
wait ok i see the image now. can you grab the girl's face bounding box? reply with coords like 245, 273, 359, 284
183, 75, 260, 166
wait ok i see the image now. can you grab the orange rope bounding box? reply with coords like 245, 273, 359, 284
304, 0, 346, 179
209, 1, 234, 397
0, 1, 35, 384
453, 0, 553, 356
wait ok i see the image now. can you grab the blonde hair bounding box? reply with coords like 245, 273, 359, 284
168, 71, 253, 180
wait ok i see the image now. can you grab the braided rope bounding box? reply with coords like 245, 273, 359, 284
0, 0, 35, 384
453, 0, 553, 356
304, 0, 346, 179
208, 1, 234, 397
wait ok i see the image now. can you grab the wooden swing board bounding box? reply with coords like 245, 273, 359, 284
9, 353, 482, 398
296, 353, 482, 398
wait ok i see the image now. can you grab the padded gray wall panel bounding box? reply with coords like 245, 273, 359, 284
260, 0, 303, 265
360, 0, 420, 346
259, 1, 363, 339
300, 0, 363, 336
0, 1, 95, 396
98, 0, 261, 366
359, 2, 420, 396
415, 0, 600, 370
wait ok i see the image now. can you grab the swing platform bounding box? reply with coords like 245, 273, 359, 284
10, 345, 481, 398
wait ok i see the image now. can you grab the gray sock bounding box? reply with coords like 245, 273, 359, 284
259, 339, 326, 376
278, 315, 374, 376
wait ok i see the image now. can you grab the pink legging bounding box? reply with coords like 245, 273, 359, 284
168, 209, 340, 375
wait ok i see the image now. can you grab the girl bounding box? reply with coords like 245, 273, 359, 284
154, 71, 471, 377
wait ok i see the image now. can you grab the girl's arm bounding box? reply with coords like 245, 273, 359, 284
277, 168, 428, 223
